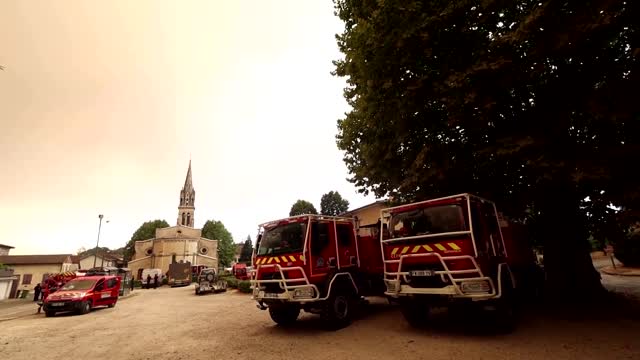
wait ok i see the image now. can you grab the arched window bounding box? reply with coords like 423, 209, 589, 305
182, 212, 186, 225
187, 213, 191, 227
172, 253, 177, 263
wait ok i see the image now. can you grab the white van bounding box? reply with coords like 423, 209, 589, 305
141, 268, 163, 288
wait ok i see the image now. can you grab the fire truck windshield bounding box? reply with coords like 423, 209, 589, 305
389, 204, 466, 239
60, 279, 97, 291
258, 222, 306, 256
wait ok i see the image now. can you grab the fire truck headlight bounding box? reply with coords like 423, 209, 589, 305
72, 293, 85, 299
293, 287, 314, 299
460, 281, 491, 294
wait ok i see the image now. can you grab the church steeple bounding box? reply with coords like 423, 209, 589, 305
177, 160, 195, 227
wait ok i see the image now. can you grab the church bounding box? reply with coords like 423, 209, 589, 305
128, 161, 219, 280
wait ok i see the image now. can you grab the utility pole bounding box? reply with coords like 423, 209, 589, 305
93, 215, 104, 268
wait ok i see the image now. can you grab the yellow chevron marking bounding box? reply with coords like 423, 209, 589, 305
412, 246, 421, 253
300, 255, 305, 261
274, 257, 280, 263
267, 257, 274, 264
289, 256, 296, 262
401, 246, 410, 254
423, 245, 434, 252
391, 248, 399, 256
435, 243, 447, 251
281, 256, 288, 262
448, 242, 461, 251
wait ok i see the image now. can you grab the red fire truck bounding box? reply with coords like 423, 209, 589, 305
380, 193, 540, 330
251, 214, 384, 329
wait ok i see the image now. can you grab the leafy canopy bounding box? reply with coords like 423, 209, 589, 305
239, 235, 254, 263
125, 219, 169, 261
332, 0, 638, 294
320, 191, 350, 216
289, 200, 318, 216
202, 219, 235, 267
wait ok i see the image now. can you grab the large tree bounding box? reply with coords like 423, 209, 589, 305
202, 219, 235, 267
125, 219, 169, 262
333, 0, 638, 298
239, 235, 254, 263
289, 200, 318, 216
320, 191, 350, 216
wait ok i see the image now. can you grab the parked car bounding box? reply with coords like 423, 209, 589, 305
43, 275, 121, 317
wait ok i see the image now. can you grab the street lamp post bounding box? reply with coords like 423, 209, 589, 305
93, 214, 104, 268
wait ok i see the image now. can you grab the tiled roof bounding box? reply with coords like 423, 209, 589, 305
0, 254, 72, 265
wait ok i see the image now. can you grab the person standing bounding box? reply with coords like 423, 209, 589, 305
153, 274, 159, 289
146, 274, 152, 289
33, 283, 41, 302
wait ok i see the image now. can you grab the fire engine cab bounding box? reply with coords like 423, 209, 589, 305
251, 214, 384, 329
381, 193, 536, 330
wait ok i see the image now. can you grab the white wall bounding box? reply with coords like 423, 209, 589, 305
79, 255, 114, 269
0, 278, 13, 300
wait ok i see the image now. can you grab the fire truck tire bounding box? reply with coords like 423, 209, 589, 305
495, 275, 516, 333
195, 288, 201, 295
45, 310, 55, 317
108, 301, 116, 308
321, 289, 355, 330
400, 299, 429, 328
268, 305, 300, 326
79, 300, 91, 315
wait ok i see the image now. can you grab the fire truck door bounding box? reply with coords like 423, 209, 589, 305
336, 222, 358, 268
483, 202, 506, 257
309, 221, 337, 277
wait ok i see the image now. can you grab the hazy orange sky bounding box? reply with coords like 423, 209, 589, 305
0, 1, 377, 255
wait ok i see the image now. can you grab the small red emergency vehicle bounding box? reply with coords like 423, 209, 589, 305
43, 275, 121, 317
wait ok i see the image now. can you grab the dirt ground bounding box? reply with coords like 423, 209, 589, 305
1, 285, 639, 360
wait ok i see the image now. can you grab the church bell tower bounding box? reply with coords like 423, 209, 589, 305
177, 160, 195, 227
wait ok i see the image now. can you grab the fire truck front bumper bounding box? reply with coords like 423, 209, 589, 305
385, 279, 496, 300
252, 284, 317, 303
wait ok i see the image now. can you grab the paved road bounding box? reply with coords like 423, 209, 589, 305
593, 256, 640, 298
1, 285, 638, 360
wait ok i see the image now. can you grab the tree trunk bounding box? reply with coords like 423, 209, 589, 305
539, 189, 606, 303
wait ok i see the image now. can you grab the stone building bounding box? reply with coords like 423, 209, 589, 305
128, 161, 218, 280
340, 199, 389, 228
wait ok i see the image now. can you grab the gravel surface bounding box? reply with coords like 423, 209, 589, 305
1, 285, 639, 360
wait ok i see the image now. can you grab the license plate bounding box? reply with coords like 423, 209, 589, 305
410, 270, 434, 277
51, 302, 65, 307
263, 293, 279, 298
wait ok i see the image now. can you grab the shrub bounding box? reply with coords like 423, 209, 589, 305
223, 276, 238, 288
615, 231, 640, 267
238, 280, 252, 293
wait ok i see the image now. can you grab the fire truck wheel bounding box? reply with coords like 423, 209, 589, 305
108, 301, 116, 308
79, 300, 92, 315
495, 275, 516, 333
195, 288, 200, 295
268, 305, 300, 326
321, 290, 354, 330
400, 299, 429, 328
45, 310, 55, 317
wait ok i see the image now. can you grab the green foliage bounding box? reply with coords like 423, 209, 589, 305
125, 220, 170, 261
615, 231, 640, 267
332, 0, 637, 294
239, 235, 253, 263
221, 276, 238, 288
202, 220, 235, 267
289, 200, 318, 216
0, 263, 7, 270
320, 191, 350, 216
238, 281, 252, 293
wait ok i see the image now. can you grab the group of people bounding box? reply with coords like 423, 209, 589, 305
145, 273, 160, 289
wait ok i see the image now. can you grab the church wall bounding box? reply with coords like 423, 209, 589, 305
133, 239, 154, 260
155, 226, 201, 239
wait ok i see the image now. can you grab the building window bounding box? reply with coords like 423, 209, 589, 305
200, 247, 208, 254
182, 212, 186, 225
22, 274, 33, 285
187, 213, 191, 226
172, 254, 177, 263
146, 248, 153, 256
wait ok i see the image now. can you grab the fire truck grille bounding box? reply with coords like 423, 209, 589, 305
259, 273, 286, 294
